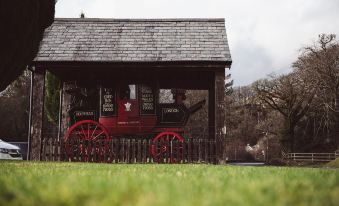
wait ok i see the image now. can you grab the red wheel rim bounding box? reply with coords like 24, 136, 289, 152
151, 132, 184, 163
64, 120, 110, 162
65, 120, 110, 142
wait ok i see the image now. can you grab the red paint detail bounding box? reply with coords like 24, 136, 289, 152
118, 99, 139, 119
99, 116, 157, 135
152, 132, 184, 142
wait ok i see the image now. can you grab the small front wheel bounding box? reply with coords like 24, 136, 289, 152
151, 132, 184, 163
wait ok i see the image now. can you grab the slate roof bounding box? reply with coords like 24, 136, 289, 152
33, 18, 232, 64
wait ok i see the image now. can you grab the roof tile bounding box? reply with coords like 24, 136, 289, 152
34, 18, 232, 63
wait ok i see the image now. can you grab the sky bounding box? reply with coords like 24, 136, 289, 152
55, 0, 339, 86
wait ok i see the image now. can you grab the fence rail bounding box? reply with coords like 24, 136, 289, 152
41, 138, 218, 164
283, 152, 338, 162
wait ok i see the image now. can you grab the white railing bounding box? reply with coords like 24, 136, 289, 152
283, 152, 338, 162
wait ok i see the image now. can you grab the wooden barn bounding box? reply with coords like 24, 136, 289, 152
28, 18, 232, 163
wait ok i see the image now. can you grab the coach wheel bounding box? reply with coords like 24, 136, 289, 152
64, 120, 110, 162
151, 132, 184, 163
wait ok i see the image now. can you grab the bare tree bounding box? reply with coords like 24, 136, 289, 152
293, 34, 339, 146
227, 85, 263, 143
254, 74, 314, 152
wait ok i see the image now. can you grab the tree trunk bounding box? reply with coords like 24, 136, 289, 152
280, 118, 296, 152
334, 93, 339, 148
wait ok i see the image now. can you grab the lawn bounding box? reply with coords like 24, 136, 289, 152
0, 161, 338, 206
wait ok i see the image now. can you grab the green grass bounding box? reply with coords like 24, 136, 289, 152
0, 161, 338, 206
326, 158, 339, 168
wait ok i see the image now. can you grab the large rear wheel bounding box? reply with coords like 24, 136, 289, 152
64, 120, 110, 162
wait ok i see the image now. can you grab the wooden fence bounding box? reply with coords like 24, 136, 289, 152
41, 138, 217, 164
283, 152, 338, 162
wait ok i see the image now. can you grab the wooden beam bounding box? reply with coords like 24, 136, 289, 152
32, 61, 231, 70
29, 69, 46, 160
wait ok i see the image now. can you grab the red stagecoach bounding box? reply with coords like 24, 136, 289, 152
64, 82, 205, 163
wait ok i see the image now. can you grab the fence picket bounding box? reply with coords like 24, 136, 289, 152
53, 138, 56, 161
187, 139, 191, 163
48, 138, 52, 161
114, 139, 118, 163
142, 140, 146, 163
121, 139, 126, 162
148, 139, 152, 163
131, 139, 135, 163
137, 140, 141, 163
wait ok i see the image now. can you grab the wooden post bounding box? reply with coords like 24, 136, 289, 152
208, 73, 216, 140
29, 69, 46, 161
60, 82, 72, 139
57, 82, 64, 141
208, 73, 216, 164
215, 70, 226, 164
27, 70, 34, 160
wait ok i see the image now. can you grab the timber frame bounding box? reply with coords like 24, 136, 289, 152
28, 18, 232, 163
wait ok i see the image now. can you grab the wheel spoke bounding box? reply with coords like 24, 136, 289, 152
80, 124, 87, 140
93, 130, 104, 140
90, 125, 98, 139
87, 123, 90, 140
170, 137, 173, 155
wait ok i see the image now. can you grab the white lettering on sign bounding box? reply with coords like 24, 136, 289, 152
141, 86, 152, 93
102, 91, 114, 112
140, 85, 155, 114
117, 121, 140, 125
75, 111, 95, 116
164, 108, 179, 113
142, 103, 154, 110
103, 105, 114, 112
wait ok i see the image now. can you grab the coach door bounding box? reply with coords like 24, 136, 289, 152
117, 84, 139, 132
